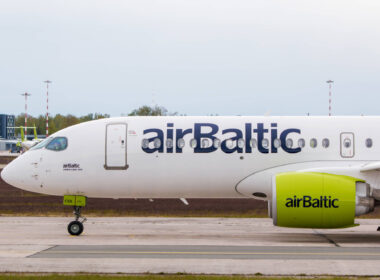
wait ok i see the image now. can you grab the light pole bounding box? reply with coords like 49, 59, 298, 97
20, 92, 31, 136
44, 80, 52, 137
326, 80, 334, 116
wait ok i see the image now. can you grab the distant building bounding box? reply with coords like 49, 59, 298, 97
0, 114, 16, 140
0, 140, 17, 152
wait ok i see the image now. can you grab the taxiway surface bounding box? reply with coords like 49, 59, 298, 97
1, 217, 380, 275
31, 244, 380, 260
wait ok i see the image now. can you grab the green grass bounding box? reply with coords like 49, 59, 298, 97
0, 275, 368, 280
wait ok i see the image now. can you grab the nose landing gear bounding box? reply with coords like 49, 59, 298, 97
63, 195, 87, 236
67, 206, 87, 236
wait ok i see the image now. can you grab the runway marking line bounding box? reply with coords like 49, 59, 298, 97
41, 251, 380, 256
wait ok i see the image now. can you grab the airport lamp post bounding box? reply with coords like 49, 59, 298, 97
21, 92, 31, 136
326, 80, 334, 116
44, 80, 52, 137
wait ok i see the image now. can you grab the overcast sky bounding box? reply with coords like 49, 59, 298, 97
1, 0, 380, 117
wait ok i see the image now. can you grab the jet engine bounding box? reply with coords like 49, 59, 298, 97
270, 172, 375, 228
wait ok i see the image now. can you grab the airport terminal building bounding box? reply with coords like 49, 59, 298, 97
0, 114, 16, 151
0, 114, 15, 140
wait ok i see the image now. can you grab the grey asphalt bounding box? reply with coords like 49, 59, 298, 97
3, 217, 380, 275
30, 244, 380, 260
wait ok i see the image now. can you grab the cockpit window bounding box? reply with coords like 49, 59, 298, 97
30, 137, 53, 151
46, 137, 68, 151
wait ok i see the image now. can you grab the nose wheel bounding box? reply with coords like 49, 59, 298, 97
68, 220, 83, 236
68, 206, 87, 236
63, 196, 87, 236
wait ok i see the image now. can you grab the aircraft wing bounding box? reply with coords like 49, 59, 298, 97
360, 162, 380, 172
21, 140, 41, 150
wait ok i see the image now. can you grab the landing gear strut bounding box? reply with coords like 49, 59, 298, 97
67, 206, 87, 236
64, 195, 87, 236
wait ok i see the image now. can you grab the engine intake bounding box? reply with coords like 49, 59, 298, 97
271, 172, 374, 229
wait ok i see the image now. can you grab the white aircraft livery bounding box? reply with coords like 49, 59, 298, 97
1, 116, 380, 235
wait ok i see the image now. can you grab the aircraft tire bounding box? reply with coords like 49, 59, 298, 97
68, 221, 84, 236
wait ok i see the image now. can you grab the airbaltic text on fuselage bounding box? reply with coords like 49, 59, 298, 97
142, 123, 301, 154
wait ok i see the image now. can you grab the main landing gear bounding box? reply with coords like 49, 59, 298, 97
63, 195, 87, 236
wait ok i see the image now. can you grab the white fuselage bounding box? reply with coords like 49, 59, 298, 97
2, 116, 380, 200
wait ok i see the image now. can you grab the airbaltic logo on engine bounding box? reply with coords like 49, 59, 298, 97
285, 196, 339, 208
142, 123, 301, 154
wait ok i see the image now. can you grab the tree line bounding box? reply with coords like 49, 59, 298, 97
15, 105, 175, 135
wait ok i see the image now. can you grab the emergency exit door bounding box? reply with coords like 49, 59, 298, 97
340, 132, 355, 158
104, 123, 128, 170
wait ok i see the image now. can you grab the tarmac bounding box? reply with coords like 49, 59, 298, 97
1, 217, 380, 275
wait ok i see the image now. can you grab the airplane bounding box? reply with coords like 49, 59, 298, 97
21, 128, 43, 151
0, 126, 39, 153
8, 126, 43, 151
1, 116, 379, 236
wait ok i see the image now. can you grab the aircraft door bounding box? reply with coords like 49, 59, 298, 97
340, 132, 355, 158
104, 123, 128, 170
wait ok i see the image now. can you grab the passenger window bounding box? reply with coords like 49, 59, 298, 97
237, 138, 245, 149
177, 138, 185, 149
262, 138, 269, 149
250, 139, 257, 149
213, 138, 221, 149
142, 139, 149, 149
46, 137, 68, 151
166, 139, 173, 149
153, 138, 161, 149
366, 138, 373, 148
190, 139, 197, 148
273, 139, 281, 148
286, 138, 293, 148
226, 139, 233, 149
201, 138, 210, 148
310, 138, 317, 148
344, 138, 351, 148
298, 138, 305, 148
322, 138, 330, 148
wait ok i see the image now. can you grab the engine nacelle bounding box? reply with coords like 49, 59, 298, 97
270, 172, 374, 229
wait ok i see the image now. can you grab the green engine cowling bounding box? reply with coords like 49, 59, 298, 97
271, 172, 375, 228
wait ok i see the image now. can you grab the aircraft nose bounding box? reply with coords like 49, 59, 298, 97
1, 161, 19, 187
1, 154, 41, 192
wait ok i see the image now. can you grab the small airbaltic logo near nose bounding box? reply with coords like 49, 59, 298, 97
285, 195, 339, 208
63, 163, 82, 171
